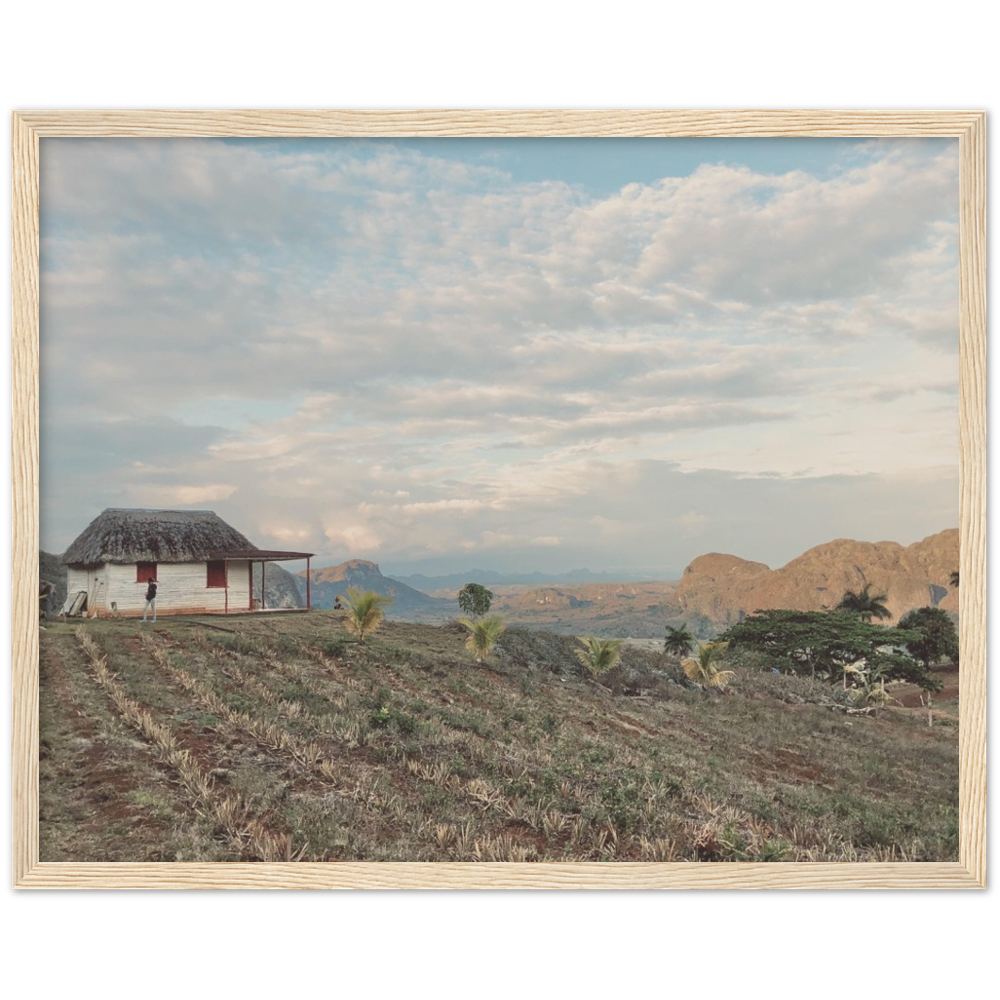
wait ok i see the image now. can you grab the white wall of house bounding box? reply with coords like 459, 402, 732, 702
66, 566, 109, 615
95, 559, 253, 616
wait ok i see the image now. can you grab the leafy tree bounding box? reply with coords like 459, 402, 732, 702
835, 583, 892, 622
575, 635, 624, 676
841, 648, 941, 696
950, 571, 960, 588
897, 607, 959, 669
664, 623, 696, 657
681, 641, 735, 689
457, 582, 495, 619
458, 615, 506, 663
868, 650, 942, 691
720, 609, 925, 683
343, 586, 392, 645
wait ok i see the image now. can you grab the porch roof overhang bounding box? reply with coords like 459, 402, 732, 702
209, 549, 315, 561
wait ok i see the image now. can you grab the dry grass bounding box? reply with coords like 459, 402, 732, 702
37, 612, 959, 863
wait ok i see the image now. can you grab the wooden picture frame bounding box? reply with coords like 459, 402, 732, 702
11, 110, 986, 889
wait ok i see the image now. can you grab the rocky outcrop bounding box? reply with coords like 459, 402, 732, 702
677, 529, 959, 626
298, 559, 449, 617
252, 562, 304, 610
308, 559, 384, 586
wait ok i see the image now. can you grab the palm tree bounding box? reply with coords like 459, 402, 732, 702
950, 571, 960, 588
681, 641, 735, 689
663, 624, 696, 657
458, 616, 506, 663
575, 635, 624, 676
847, 674, 899, 716
835, 583, 892, 622
343, 586, 392, 644
841, 657, 867, 691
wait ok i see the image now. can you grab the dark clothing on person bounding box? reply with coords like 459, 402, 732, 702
143, 578, 158, 622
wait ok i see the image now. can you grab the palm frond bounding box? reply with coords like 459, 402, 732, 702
663, 624, 696, 656
459, 616, 506, 662
835, 584, 891, 621
682, 642, 733, 689
681, 657, 703, 682
704, 669, 736, 688
343, 586, 393, 643
576, 635, 624, 676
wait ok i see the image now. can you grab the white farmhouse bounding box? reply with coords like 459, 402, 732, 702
61, 508, 314, 617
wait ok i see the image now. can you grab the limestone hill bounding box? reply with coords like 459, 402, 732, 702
297, 559, 450, 619
677, 529, 959, 626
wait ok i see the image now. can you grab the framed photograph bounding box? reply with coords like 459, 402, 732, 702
11, 110, 986, 889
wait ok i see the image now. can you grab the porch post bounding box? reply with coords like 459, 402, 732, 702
224, 558, 229, 615
261, 560, 266, 610
306, 556, 311, 611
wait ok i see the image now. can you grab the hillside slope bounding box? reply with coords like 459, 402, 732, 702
38, 613, 958, 864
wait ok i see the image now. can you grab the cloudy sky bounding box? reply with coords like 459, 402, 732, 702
39, 136, 959, 577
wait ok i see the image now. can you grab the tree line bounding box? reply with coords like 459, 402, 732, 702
666, 582, 958, 694
335, 577, 959, 699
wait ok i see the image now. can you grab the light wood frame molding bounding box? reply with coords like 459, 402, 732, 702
11, 109, 986, 890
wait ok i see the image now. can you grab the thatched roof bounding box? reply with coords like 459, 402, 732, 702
63, 509, 257, 567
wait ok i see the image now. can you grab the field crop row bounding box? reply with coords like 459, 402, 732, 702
37, 614, 960, 863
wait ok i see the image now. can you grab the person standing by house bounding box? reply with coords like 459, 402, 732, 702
142, 577, 157, 622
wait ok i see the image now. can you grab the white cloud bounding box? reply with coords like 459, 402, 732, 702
677, 511, 710, 536
323, 522, 382, 554
123, 483, 237, 506
39, 137, 960, 571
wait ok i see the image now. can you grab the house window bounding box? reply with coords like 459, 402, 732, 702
136, 561, 157, 582
207, 560, 227, 588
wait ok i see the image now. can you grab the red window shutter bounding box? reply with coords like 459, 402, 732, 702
137, 561, 157, 582
207, 561, 227, 588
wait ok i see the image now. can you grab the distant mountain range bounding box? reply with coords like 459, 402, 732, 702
390, 567, 671, 593
302, 528, 959, 636
41, 527, 960, 635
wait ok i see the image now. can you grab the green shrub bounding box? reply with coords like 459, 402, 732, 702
323, 636, 348, 657
368, 705, 419, 735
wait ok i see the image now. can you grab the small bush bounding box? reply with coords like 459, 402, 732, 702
735, 669, 842, 705
723, 647, 795, 674
322, 636, 348, 658
370, 685, 393, 712
368, 705, 419, 735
